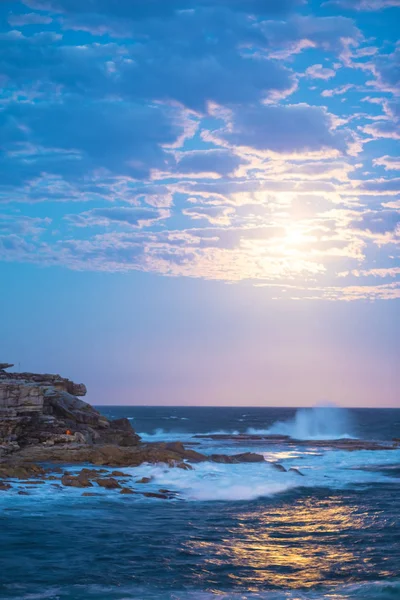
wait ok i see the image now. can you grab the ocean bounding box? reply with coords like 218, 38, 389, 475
0, 406, 399, 600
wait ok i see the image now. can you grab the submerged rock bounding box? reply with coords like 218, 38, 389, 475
143, 492, 169, 500
288, 467, 305, 476
270, 463, 286, 472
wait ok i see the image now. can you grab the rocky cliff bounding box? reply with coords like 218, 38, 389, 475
0, 363, 140, 455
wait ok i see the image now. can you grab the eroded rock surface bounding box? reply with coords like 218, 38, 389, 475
0, 363, 140, 452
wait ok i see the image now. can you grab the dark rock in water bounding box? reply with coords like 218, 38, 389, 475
96, 477, 120, 489
211, 454, 236, 464
270, 463, 286, 472
120, 487, 135, 495
82, 492, 102, 497
61, 474, 93, 488
143, 492, 169, 499
0, 482, 12, 491
211, 452, 265, 464
175, 461, 193, 470
18, 490, 29, 495
193, 433, 396, 452
20, 480, 46, 484
78, 468, 103, 480
233, 452, 265, 463
288, 467, 305, 476
136, 477, 152, 484
111, 470, 130, 477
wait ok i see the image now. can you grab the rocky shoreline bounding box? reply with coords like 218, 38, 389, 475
1, 363, 398, 498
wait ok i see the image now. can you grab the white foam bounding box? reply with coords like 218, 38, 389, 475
257, 405, 355, 440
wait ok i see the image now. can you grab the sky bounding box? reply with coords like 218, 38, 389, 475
0, 0, 399, 407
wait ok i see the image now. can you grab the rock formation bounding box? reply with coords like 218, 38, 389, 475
0, 363, 140, 455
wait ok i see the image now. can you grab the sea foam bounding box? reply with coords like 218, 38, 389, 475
250, 404, 355, 440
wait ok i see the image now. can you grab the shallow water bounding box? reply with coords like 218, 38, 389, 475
0, 407, 399, 599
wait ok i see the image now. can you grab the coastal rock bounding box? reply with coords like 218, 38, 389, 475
136, 477, 152, 484
0, 364, 140, 451
143, 492, 169, 499
0, 482, 12, 491
96, 477, 120, 489
120, 487, 135, 494
232, 452, 265, 463
61, 474, 93, 488
211, 452, 265, 464
0, 463, 45, 479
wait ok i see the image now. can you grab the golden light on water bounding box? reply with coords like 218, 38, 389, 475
185, 497, 368, 591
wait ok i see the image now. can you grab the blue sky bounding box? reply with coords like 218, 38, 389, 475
0, 0, 399, 406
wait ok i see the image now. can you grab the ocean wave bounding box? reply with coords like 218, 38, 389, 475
4, 579, 400, 600
252, 405, 355, 440
130, 461, 298, 501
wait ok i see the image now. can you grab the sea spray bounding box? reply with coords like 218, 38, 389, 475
251, 403, 355, 440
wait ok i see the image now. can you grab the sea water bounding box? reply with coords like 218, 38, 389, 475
0, 406, 399, 599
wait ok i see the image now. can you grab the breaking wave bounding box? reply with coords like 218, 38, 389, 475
264, 404, 355, 440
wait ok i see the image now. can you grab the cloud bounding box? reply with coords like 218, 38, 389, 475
7, 12, 53, 26
369, 46, 400, 93
325, 0, 400, 11
361, 122, 400, 140
67, 207, 170, 229
305, 64, 337, 80
211, 103, 349, 156
0, 20, 294, 112
261, 15, 361, 56
351, 210, 400, 233
182, 206, 236, 225
22, 0, 305, 21
373, 156, 400, 171
174, 150, 242, 177
0, 0, 398, 301
0, 214, 51, 235
1, 100, 185, 182
340, 267, 400, 278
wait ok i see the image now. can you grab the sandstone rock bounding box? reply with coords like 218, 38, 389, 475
120, 487, 135, 495
165, 442, 185, 454
0, 463, 45, 479
136, 477, 152, 484
96, 477, 121, 489
111, 471, 130, 477
0, 365, 140, 450
61, 474, 93, 488
175, 461, 193, 470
